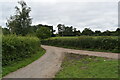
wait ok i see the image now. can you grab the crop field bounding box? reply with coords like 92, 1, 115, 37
50, 36, 118, 39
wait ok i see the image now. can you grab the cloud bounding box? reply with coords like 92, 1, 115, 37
0, 0, 119, 2
0, 1, 118, 32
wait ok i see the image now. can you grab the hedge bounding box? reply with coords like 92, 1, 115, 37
41, 36, 119, 53
2, 35, 41, 66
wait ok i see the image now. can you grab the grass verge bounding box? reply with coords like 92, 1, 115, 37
2, 47, 45, 77
55, 53, 119, 78
62, 46, 120, 53
46, 45, 119, 53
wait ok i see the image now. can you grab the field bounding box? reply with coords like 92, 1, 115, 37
50, 36, 118, 39
55, 53, 119, 78
42, 36, 119, 53
1, 0, 119, 78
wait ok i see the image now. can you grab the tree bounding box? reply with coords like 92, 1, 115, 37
6, 1, 32, 36
57, 24, 81, 36
57, 24, 65, 36
37, 24, 55, 37
36, 27, 51, 39
0, 26, 2, 35
63, 26, 73, 36
82, 28, 94, 36
102, 30, 111, 36
116, 28, 120, 36
2, 28, 10, 35
94, 30, 101, 36
73, 28, 81, 36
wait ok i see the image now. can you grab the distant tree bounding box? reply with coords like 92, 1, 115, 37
102, 30, 111, 36
6, 1, 32, 36
116, 28, 120, 31
36, 27, 51, 39
116, 28, 120, 36
29, 25, 37, 34
94, 30, 101, 36
0, 26, 1, 30
26, 24, 55, 37
73, 28, 81, 36
82, 28, 94, 36
37, 24, 55, 37
57, 24, 81, 36
0, 26, 2, 35
75, 30, 81, 36
57, 24, 65, 36
2, 28, 10, 35
109, 31, 116, 36
73, 28, 77, 32
63, 26, 74, 36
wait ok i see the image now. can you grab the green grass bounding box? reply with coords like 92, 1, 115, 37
55, 53, 119, 78
2, 47, 45, 77
55, 46, 120, 53
50, 36, 118, 39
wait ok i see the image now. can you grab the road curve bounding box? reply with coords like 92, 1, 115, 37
3, 45, 119, 78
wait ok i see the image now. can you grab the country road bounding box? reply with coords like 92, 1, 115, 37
3, 45, 119, 78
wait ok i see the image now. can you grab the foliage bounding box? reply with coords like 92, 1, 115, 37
57, 24, 81, 36
0, 26, 1, 35
27, 24, 55, 37
82, 28, 94, 36
63, 26, 73, 36
42, 36, 119, 53
101, 30, 111, 36
55, 53, 118, 78
2, 28, 10, 35
6, 1, 32, 36
2, 35, 41, 66
56, 24, 120, 36
37, 24, 55, 37
57, 24, 64, 36
2, 48, 45, 76
94, 30, 101, 36
73, 28, 81, 36
36, 27, 51, 39
116, 28, 120, 36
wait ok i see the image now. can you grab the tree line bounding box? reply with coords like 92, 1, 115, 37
1, 0, 120, 39
57, 24, 120, 36
2, 23, 120, 37
1, 1, 53, 39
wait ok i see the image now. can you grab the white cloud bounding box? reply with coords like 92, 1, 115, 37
0, 1, 118, 32
0, 0, 119, 2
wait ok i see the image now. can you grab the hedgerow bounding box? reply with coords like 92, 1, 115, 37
2, 35, 41, 66
41, 36, 119, 53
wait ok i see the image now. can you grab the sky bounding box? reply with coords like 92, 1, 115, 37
0, 0, 119, 32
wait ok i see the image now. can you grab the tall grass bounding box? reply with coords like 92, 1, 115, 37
42, 36, 119, 53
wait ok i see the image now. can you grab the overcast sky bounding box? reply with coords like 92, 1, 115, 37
0, 0, 119, 32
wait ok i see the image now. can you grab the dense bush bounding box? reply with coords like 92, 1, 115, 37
42, 36, 119, 53
2, 35, 41, 66
36, 27, 51, 39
